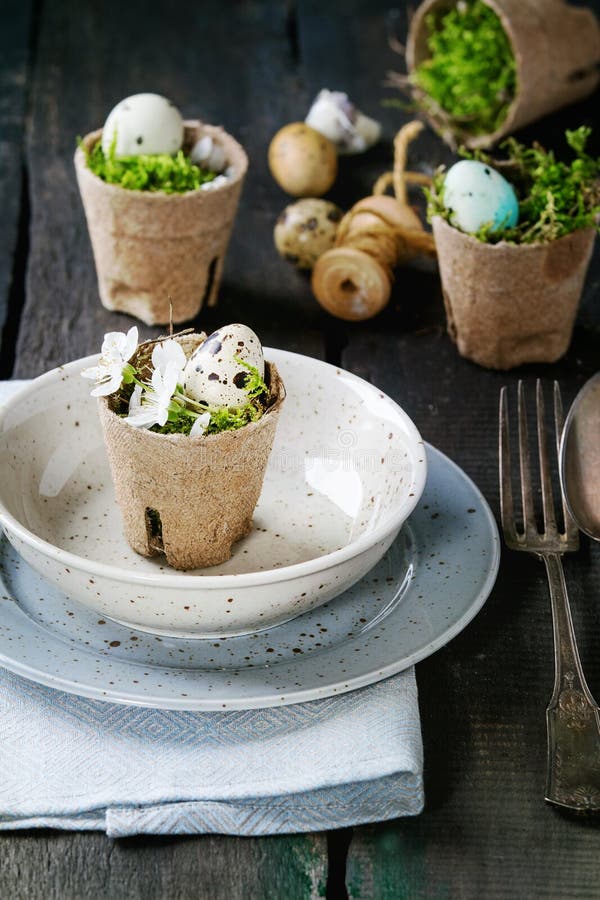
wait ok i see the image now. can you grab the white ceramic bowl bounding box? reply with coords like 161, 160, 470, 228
0, 349, 427, 637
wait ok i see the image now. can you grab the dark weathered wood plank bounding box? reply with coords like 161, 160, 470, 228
297, 1, 600, 897
0, 831, 327, 900
342, 333, 600, 900
6, 1, 331, 896
0, 0, 33, 372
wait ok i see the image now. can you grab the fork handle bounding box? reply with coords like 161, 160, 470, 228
543, 552, 600, 811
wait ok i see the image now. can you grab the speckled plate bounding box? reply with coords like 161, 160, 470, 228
0, 445, 499, 709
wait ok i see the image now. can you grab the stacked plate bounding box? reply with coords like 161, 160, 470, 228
0, 350, 499, 709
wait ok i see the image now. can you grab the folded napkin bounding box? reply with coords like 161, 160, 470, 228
0, 380, 423, 836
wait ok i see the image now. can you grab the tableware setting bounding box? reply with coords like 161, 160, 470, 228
500, 379, 600, 812
0, 433, 498, 710
0, 347, 427, 638
0, 359, 499, 832
4, 1, 600, 895
0, 27, 585, 841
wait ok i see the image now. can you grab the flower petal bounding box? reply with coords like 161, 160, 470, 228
90, 365, 124, 397
151, 361, 180, 399
128, 384, 143, 414
101, 331, 127, 361
155, 406, 170, 427
123, 326, 139, 362
190, 412, 211, 436
90, 380, 118, 398
152, 339, 186, 376
124, 405, 161, 428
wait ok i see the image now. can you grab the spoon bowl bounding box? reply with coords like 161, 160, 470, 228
559, 373, 600, 541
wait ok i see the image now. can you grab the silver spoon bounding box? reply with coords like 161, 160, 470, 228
560, 373, 600, 541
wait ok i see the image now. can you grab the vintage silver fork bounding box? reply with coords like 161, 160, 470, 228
499, 379, 600, 812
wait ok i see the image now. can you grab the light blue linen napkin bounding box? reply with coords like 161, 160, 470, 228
0, 381, 423, 836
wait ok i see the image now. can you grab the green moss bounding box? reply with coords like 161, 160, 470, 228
82, 137, 217, 193
204, 402, 263, 434
140, 396, 265, 436
412, 0, 516, 138
152, 358, 270, 436
200, 360, 269, 435
426, 127, 600, 244
112, 336, 271, 436
235, 357, 269, 402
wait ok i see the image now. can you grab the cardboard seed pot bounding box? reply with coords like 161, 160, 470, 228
74, 122, 248, 325
98, 336, 286, 570
407, 0, 600, 149
432, 217, 596, 370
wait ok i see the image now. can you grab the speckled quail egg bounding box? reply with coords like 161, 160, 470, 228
101, 93, 184, 157
183, 324, 264, 409
190, 134, 227, 173
442, 160, 519, 234
274, 198, 343, 269
268, 123, 337, 197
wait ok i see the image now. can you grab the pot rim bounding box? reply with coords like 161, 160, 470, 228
74, 120, 249, 200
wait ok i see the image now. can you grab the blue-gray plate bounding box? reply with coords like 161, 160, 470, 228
0, 445, 500, 710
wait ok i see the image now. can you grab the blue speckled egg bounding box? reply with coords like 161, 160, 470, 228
442, 160, 519, 235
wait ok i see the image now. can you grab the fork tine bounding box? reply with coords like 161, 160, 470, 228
518, 381, 536, 536
554, 381, 579, 543
499, 387, 517, 543
553, 381, 564, 458
536, 380, 557, 534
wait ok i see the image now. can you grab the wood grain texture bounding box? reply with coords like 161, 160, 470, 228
0, 831, 327, 900
7, 1, 330, 897
296, 2, 600, 897
0, 0, 33, 369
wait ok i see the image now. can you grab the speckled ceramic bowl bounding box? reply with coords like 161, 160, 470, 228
0, 350, 427, 637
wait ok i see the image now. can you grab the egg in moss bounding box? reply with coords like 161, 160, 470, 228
102, 93, 184, 158
274, 198, 343, 269
268, 123, 337, 197
443, 160, 519, 234
183, 324, 264, 409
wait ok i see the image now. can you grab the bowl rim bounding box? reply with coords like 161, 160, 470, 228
0, 348, 427, 589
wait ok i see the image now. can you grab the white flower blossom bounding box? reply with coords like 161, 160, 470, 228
125, 362, 179, 429
101, 327, 139, 364
127, 384, 143, 417
81, 326, 139, 397
190, 412, 211, 437
151, 339, 187, 378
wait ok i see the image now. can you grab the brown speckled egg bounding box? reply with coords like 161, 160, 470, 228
268, 123, 337, 197
274, 199, 343, 269
183, 324, 264, 408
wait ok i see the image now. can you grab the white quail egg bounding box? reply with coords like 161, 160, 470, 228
190, 135, 227, 173
442, 160, 519, 234
101, 93, 184, 157
183, 324, 264, 409
274, 198, 343, 269
305, 89, 381, 155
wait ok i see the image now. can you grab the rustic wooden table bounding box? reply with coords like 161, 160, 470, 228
1, 1, 600, 897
